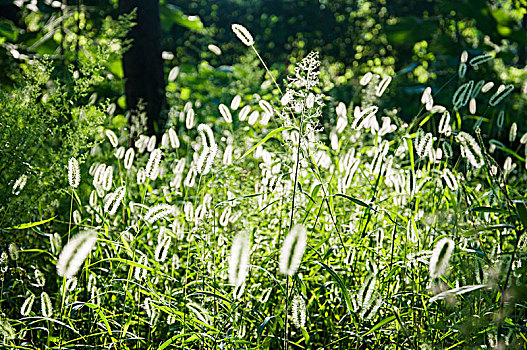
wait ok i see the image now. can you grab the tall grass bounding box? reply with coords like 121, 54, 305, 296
0, 23, 526, 350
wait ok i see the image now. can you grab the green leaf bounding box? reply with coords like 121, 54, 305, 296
362, 315, 397, 336
332, 193, 372, 209
470, 206, 505, 214
515, 201, 527, 228
239, 126, 295, 160
4, 216, 56, 230
314, 261, 353, 313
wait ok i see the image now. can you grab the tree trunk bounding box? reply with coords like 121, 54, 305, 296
119, 0, 166, 137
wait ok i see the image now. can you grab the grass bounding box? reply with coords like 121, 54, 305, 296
1, 24, 526, 350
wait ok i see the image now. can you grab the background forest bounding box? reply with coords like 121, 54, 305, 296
0, 0, 527, 349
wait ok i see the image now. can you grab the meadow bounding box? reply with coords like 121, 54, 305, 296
1, 18, 527, 350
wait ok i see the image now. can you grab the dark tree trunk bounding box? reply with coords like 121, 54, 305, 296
119, 0, 166, 137
519, 13, 527, 68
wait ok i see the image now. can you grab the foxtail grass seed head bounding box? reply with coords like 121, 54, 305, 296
358, 273, 377, 308
460, 50, 468, 63
481, 81, 494, 93
219, 104, 232, 123
0, 319, 15, 340
124, 147, 135, 170
509, 123, 517, 142
147, 135, 156, 152
168, 66, 179, 81
375, 75, 392, 97
259, 99, 274, 115
104, 186, 126, 215
429, 237, 455, 278
458, 63, 467, 79
168, 128, 180, 148
73, 210, 81, 225
155, 236, 171, 262
421, 86, 432, 105
12, 174, 27, 195
230, 95, 241, 110
137, 168, 146, 184
145, 149, 162, 181
68, 157, 80, 188
105, 129, 119, 148
360, 72, 373, 86
292, 295, 307, 328
229, 231, 251, 287
231, 24, 254, 46
248, 110, 260, 125
469, 53, 493, 67
469, 98, 476, 114
279, 224, 308, 276
186, 108, 195, 129
489, 84, 514, 106
8, 243, 19, 261
134, 255, 148, 281
34, 269, 45, 287
144, 204, 174, 224
102, 166, 113, 191
239, 105, 251, 121
114, 146, 125, 159
57, 229, 98, 279
21, 294, 35, 316
50, 233, 62, 255
208, 44, 221, 55
497, 110, 505, 128
40, 291, 53, 318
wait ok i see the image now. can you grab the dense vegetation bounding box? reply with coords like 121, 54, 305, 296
1, 1, 526, 349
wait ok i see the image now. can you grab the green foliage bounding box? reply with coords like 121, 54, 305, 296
0, 1, 527, 349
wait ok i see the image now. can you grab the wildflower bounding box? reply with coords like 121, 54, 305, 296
56, 229, 98, 279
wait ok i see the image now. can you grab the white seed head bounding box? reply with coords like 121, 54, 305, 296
230, 95, 242, 110
145, 149, 163, 181
68, 157, 80, 188
291, 295, 307, 328
40, 291, 53, 318
229, 231, 251, 287
219, 104, 232, 123
279, 224, 308, 276
429, 237, 455, 278
21, 294, 35, 316
56, 229, 98, 279
231, 24, 254, 46
105, 129, 119, 148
